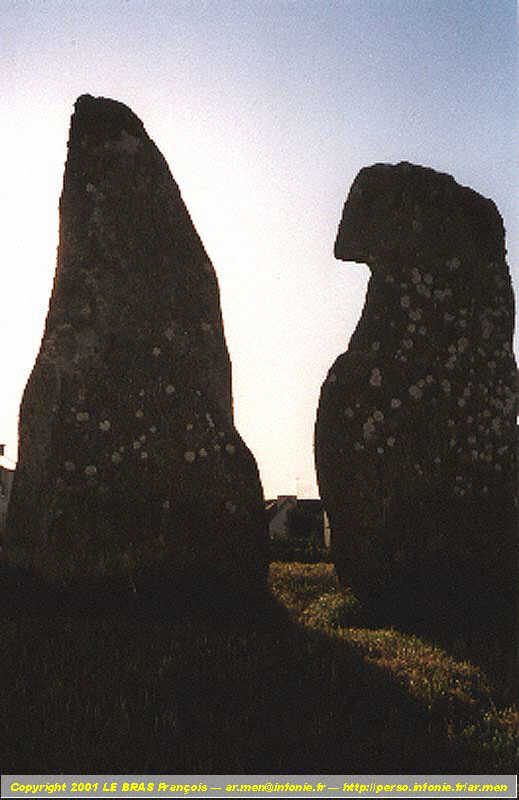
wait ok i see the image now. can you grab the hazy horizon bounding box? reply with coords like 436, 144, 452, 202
2, 0, 517, 499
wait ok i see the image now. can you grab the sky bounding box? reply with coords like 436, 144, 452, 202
2, 0, 518, 498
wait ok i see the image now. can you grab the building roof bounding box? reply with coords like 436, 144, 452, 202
265, 496, 323, 522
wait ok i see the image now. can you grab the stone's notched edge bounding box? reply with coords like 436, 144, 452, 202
318, 159, 517, 634
334, 160, 505, 265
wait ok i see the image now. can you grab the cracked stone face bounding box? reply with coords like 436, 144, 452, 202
315, 162, 518, 639
5, 94, 268, 598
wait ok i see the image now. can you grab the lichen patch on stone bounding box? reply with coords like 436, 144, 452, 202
369, 368, 382, 387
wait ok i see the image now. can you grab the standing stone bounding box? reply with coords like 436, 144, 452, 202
5, 94, 268, 598
315, 162, 518, 636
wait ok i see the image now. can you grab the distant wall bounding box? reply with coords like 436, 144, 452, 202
268, 496, 297, 540
0, 467, 14, 532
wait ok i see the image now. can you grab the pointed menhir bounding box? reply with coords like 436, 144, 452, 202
5, 95, 268, 600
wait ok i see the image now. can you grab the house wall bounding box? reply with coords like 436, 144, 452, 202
323, 510, 331, 550
268, 496, 297, 540
268, 496, 331, 548
0, 467, 14, 532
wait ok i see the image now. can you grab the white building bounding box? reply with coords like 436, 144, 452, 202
265, 495, 331, 548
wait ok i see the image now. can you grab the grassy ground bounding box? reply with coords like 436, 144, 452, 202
1, 562, 517, 773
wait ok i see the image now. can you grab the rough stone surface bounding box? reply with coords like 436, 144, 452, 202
315, 162, 518, 635
5, 94, 268, 598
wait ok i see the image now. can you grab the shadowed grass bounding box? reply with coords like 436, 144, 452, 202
270, 562, 518, 771
0, 562, 517, 773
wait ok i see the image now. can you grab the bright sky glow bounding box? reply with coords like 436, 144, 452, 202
2, 0, 518, 498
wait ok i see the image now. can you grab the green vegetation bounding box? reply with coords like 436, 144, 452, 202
1, 562, 517, 773
268, 536, 330, 564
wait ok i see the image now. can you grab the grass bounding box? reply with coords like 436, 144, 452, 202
1, 562, 517, 774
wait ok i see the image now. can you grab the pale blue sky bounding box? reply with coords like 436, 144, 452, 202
2, 0, 517, 497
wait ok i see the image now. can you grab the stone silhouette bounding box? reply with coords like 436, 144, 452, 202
315, 162, 518, 634
5, 94, 268, 598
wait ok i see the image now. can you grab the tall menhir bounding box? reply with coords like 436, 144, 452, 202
315, 162, 518, 656
5, 95, 268, 599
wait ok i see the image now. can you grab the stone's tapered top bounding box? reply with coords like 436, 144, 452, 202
63, 94, 174, 200
334, 161, 505, 267
71, 94, 147, 144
